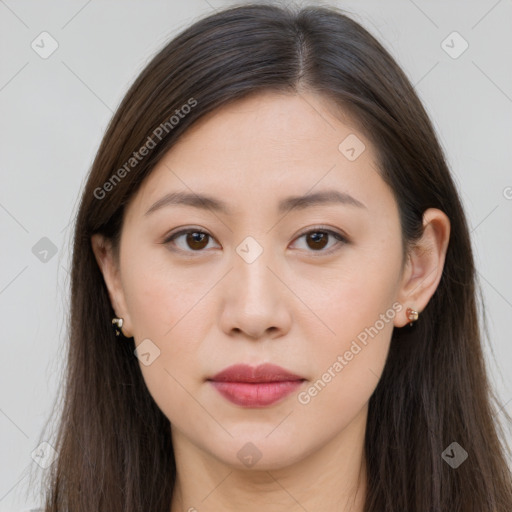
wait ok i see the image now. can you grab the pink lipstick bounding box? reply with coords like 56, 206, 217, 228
208, 363, 305, 407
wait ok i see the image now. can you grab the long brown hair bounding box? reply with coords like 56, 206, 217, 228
33, 3, 512, 510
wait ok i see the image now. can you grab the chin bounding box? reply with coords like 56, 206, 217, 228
206, 435, 310, 472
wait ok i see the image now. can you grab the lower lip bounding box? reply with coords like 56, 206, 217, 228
209, 380, 304, 407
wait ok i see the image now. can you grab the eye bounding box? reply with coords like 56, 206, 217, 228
163, 226, 348, 255
163, 228, 218, 253
291, 227, 348, 255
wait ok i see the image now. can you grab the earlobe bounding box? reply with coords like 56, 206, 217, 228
394, 208, 451, 328
90, 233, 134, 338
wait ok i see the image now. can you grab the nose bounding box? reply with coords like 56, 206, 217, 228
218, 245, 292, 341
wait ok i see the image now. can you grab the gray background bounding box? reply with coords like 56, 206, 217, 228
1, 0, 511, 510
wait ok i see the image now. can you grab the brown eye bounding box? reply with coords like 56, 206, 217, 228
305, 231, 329, 250
164, 227, 347, 256
293, 228, 347, 255
164, 229, 217, 252
185, 232, 209, 250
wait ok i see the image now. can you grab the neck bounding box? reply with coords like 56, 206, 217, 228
170, 405, 368, 512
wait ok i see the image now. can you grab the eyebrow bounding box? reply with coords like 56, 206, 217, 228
144, 189, 367, 217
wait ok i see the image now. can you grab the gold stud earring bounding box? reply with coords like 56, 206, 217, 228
112, 317, 124, 336
406, 307, 419, 326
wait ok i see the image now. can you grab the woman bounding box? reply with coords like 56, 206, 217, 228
35, 3, 512, 511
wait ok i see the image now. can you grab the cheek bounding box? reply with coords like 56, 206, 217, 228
296, 306, 395, 429
123, 248, 210, 340
292, 236, 402, 349
121, 252, 216, 420
293, 238, 401, 409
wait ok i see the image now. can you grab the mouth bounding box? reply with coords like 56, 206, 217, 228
207, 363, 306, 407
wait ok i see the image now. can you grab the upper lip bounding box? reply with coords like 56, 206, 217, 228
208, 363, 305, 383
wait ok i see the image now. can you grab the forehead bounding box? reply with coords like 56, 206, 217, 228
126, 91, 387, 218
171, 90, 367, 157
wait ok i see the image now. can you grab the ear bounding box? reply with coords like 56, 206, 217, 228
394, 208, 451, 328
90, 233, 134, 338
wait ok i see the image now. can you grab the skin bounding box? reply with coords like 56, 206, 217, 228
92, 90, 450, 512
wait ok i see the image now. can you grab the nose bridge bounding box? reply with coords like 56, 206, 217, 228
233, 234, 277, 303
218, 233, 291, 339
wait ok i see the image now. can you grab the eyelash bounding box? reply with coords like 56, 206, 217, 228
162, 226, 348, 257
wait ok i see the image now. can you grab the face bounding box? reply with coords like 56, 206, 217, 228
97, 91, 411, 470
